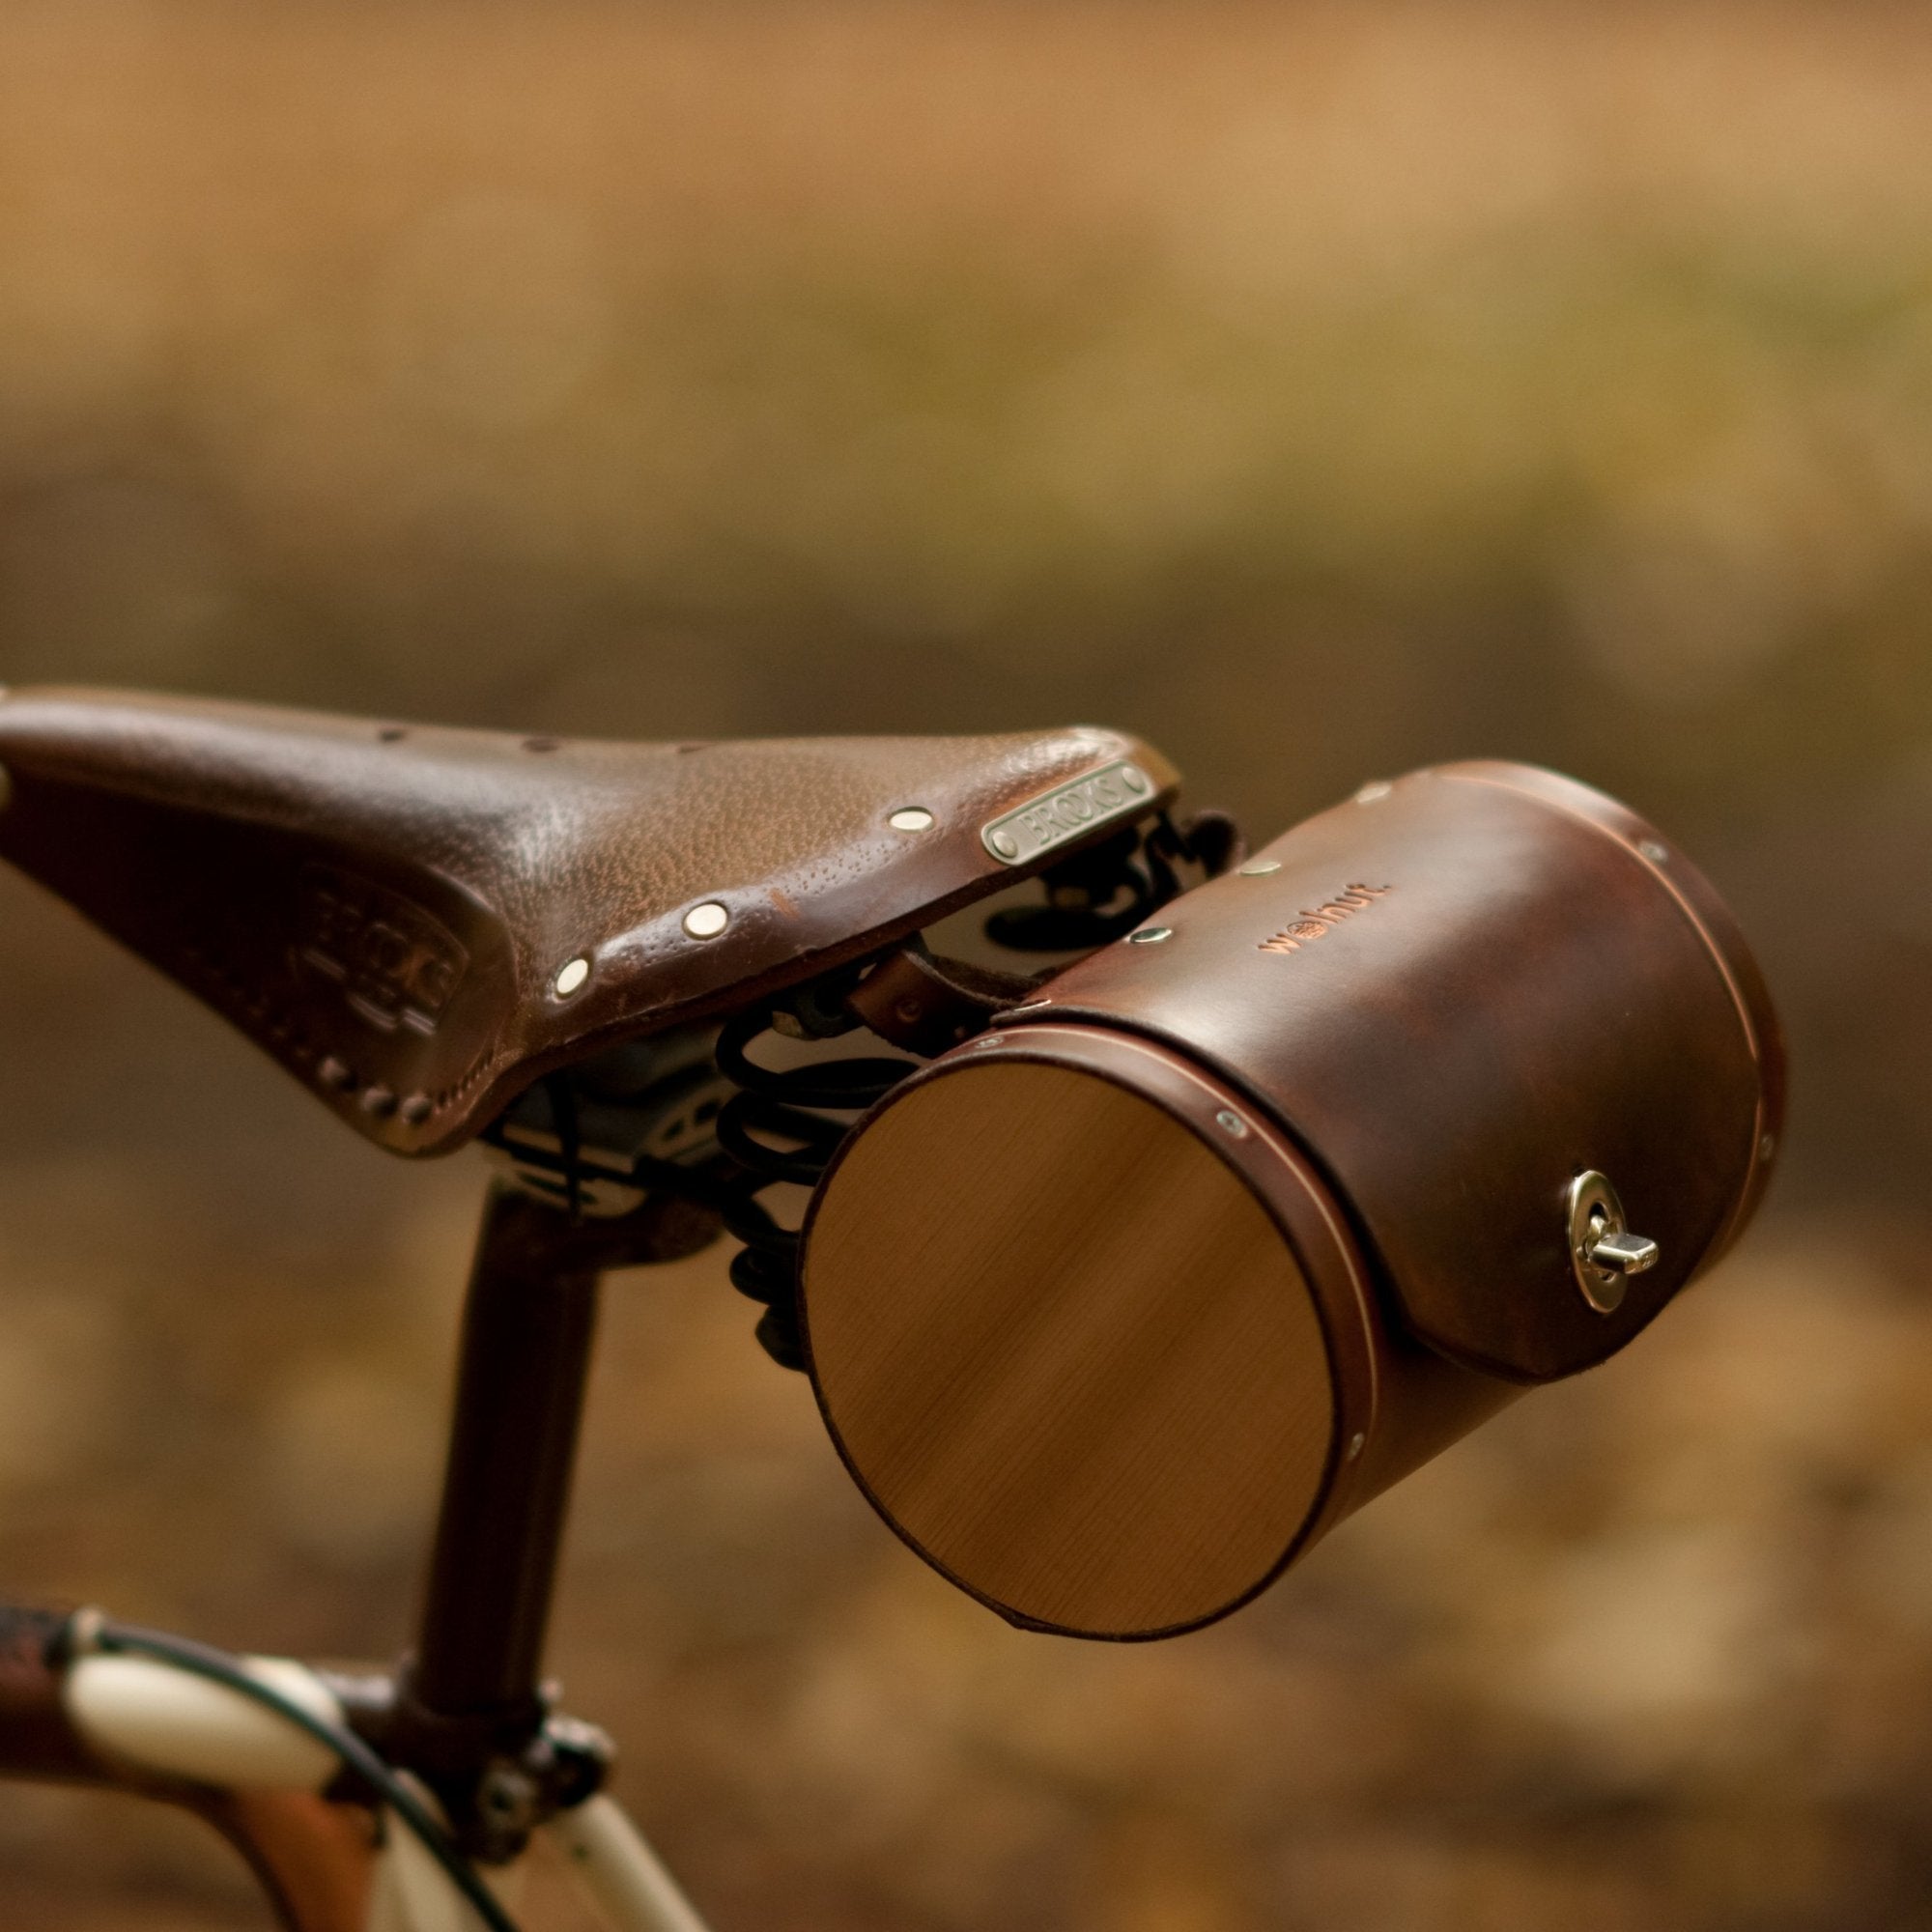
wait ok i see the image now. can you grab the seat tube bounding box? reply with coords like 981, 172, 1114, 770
410, 1185, 601, 1727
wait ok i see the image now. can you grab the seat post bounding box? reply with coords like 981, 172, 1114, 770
410, 1184, 601, 1731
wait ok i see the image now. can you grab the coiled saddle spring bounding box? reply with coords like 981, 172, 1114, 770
483, 810, 1236, 1369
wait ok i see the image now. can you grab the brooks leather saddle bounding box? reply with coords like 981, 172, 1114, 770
0, 687, 1190, 1156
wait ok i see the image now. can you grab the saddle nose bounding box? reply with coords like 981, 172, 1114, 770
0, 687, 1179, 1154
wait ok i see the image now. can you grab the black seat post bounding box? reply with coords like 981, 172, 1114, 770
410, 1184, 602, 1734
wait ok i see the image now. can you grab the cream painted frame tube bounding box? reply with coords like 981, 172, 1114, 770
62, 1650, 715, 1932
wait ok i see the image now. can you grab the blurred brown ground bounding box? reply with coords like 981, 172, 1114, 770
1, 2, 1931, 1926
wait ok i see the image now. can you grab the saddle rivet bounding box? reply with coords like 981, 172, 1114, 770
553, 957, 591, 998
889, 807, 934, 833
1355, 781, 1393, 804
683, 902, 729, 940
360, 1086, 397, 1118
988, 829, 1020, 860
1214, 1109, 1248, 1138
1122, 768, 1149, 795
400, 1094, 433, 1124
1238, 860, 1281, 876
318, 1056, 354, 1091
1346, 1432, 1366, 1461
1127, 926, 1172, 945
1639, 839, 1669, 864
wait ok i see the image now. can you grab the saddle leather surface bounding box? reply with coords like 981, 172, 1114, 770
0, 688, 1177, 1155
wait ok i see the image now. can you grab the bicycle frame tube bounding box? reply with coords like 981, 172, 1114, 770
0, 1190, 730, 1927
59, 1647, 714, 1932
544, 1799, 713, 1932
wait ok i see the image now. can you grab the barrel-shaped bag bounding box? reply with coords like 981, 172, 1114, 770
800, 763, 1785, 1639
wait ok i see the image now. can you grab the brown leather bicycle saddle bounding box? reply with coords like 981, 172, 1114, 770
0, 688, 1179, 1155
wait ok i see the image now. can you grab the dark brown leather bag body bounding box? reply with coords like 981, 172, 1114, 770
800, 762, 1785, 1640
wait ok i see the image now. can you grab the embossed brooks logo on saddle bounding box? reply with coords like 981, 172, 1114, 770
298, 865, 469, 1035
980, 758, 1151, 864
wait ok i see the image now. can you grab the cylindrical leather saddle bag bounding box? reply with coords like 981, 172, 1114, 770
799, 761, 1784, 1640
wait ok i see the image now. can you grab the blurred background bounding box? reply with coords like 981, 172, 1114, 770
0, 1, 1928, 1924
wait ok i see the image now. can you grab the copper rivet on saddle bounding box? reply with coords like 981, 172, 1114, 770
1238, 860, 1281, 876
888, 807, 935, 833
1639, 839, 1669, 864
553, 957, 591, 998
1128, 926, 1172, 945
683, 902, 729, 940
